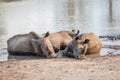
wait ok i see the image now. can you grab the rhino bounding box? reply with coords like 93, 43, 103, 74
44, 30, 80, 51
63, 33, 102, 59
7, 31, 57, 58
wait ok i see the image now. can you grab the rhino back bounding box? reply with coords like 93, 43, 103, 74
47, 33, 62, 48
7, 34, 34, 55
80, 33, 102, 55
47, 31, 73, 49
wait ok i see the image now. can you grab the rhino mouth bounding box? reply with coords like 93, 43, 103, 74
73, 48, 84, 59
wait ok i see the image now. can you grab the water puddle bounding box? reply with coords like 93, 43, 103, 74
0, 49, 8, 61
100, 39, 120, 56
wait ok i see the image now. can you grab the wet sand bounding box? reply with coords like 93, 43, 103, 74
0, 55, 120, 80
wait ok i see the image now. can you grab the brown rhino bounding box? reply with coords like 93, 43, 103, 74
44, 30, 80, 51
7, 31, 57, 58
63, 33, 102, 59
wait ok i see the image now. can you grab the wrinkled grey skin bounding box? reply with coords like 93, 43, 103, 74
43, 30, 80, 50
63, 33, 102, 59
7, 31, 56, 58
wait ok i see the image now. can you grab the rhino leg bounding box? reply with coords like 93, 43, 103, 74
53, 45, 59, 53
62, 46, 73, 57
79, 44, 88, 59
41, 39, 57, 58
45, 39, 57, 58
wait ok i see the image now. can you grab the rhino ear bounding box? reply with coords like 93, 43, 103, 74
72, 29, 80, 36
84, 39, 90, 44
76, 30, 80, 35
72, 29, 75, 32
44, 31, 50, 38
75, 36, 79, 40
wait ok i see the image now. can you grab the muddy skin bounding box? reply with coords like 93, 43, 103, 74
63, 33, 102, 59
44, 30, 80, 50
7, 31, 57, 58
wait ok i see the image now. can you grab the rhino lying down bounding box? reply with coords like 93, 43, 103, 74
7, 31, 57, 58
63, 33, 102, 59
44, 30, 80, 50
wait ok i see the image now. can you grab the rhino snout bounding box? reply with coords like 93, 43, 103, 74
73, 48, 83, 59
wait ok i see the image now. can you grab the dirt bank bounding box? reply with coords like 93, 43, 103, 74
0, 55, 120, 80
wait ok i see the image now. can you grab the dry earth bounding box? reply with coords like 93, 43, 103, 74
0, 55, 120, 80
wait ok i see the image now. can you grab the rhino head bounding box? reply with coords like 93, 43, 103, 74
73, 37, 90, 59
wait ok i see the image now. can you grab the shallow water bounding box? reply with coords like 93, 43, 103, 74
0, 0, 120, 61
100, 39, 120, 56
0, 49, 8, 61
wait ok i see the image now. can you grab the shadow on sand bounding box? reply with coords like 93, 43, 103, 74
8, 54, 47, 60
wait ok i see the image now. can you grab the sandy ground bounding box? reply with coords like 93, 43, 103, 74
0, 54, 120, 80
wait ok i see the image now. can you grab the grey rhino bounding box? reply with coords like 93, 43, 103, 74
7, 31, 57, 58
63, 33, 102, 59
44, 30, 80, 51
